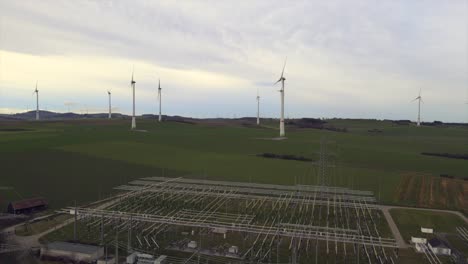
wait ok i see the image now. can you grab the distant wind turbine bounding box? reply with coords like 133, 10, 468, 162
274, 58, 287, 137
158, 79, 162, 122
107, 90, 112, 119
130, 68, 136, 129
411, 88, 423, 126
33, 81, 39, 120
256, 88, 260, 125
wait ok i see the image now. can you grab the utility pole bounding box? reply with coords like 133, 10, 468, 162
100, 215, 104, 245
73, 200, 77, 241
115, 230, 119, 264
127, 217, 132, 253
318, 138, 328, 186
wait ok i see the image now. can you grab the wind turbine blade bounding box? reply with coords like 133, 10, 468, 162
274, 79, 281, 85
411, 97, 419, 102
280, 57, 287, 78
419, 88, 422, 97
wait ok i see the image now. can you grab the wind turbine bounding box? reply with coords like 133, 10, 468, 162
274, 58, 287, 137
157, 79, 162, 122
256, 88, 260, 125
411, 88, 423, 126
33, 81, 39, 120
107, 90, 112, 119
130, 68, 136, 129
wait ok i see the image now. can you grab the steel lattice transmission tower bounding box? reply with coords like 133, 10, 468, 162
318, 138, 328, 186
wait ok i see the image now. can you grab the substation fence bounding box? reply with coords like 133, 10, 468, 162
60, 177, 400, 264
0, 243, 27, 254
456, 226, 468, 243
142, 176, 375, 196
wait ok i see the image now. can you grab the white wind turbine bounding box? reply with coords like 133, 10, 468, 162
256, 88, 260, 125
411, 88, 423, 126
130, 68, 136, 129
33, 81, 39, 120
274, 58, 287, 137
157, 79, 162, 122
107, 90, 112, 119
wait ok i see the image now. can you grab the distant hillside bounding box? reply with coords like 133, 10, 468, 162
1, 110, 128, 121
0, 111, 466, 127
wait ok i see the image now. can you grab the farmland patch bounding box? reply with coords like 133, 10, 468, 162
394, 173, 467, 213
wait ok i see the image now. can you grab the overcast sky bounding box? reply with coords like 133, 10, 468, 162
0, 0, 467, 122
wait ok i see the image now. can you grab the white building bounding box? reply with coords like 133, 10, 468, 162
421, 227, 434, 234
127, 252, 167, 264
411, 237, 427, 244
187, 241, 197, 249
428, 238, 451, 256
41, 242, 104, 263
228, 245, 239, 254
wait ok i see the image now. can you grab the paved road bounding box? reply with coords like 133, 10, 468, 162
379, 205, 468, 249
380, 207, 408, 248
381, 205, 468, 223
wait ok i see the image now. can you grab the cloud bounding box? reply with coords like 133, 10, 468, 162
0, 0, 466, 121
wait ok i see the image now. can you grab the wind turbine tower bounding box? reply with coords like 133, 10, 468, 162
274, 58, 287, 137
256, 89, 260, 125
131, 69, 136, 129
412, 89, 423, 126
34, 81, 39, 120
107, 90, 112, 119
158, 79, 162, 122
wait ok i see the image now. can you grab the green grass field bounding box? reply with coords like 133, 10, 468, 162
390, 208, 468, 257
390, 209, 467, 241
0, 118, 467, 212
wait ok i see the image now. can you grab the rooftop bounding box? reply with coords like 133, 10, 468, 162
10, 197, 47, 210
428, 238, 450, 249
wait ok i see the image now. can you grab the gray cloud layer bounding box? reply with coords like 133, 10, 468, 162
0, 0, 467, 121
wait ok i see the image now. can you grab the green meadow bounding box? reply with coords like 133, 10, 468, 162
0, 118, 467, 212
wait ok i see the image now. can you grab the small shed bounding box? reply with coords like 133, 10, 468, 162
411, 237, 427, 244
228, 245, 239, 254
135, 252, 156, 263
187, 241, 197, 249
428, 238, 451, 256
8, 197, 48, 214
421, 227, 434, 234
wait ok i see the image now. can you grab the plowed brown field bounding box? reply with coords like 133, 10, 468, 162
395, 172, 467, 214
